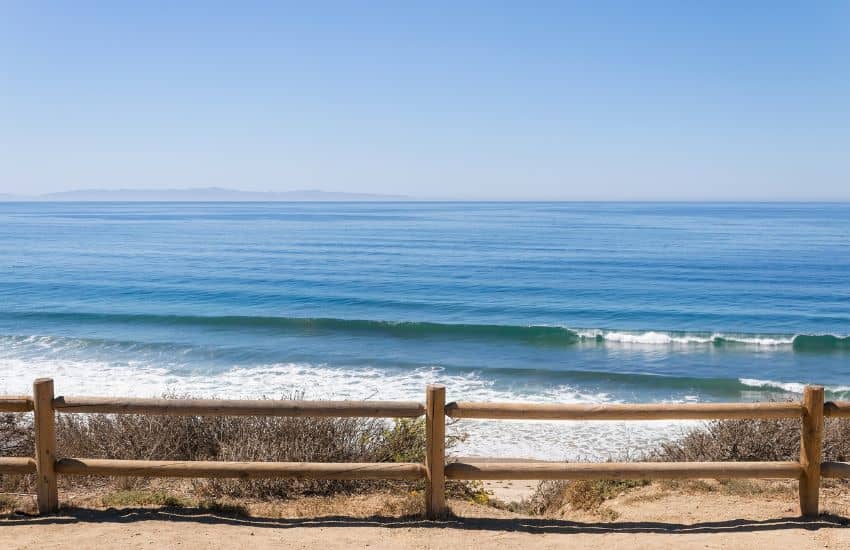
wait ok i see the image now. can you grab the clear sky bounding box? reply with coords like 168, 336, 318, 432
1, 1, 848, 200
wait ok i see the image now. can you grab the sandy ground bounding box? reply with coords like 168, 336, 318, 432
2, 483, 849, 549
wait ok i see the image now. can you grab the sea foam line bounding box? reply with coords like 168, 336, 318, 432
738, 378, 850, 395
576, 329, 795, 346
0, 356, 692, 460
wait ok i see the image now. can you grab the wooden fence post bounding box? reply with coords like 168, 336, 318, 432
799, 385, 824, 517
33, 378, 58, 514
425, 384, 446, 519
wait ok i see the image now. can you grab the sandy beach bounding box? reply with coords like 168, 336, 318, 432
3, 481, 849, 549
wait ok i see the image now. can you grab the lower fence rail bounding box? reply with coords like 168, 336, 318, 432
0, 396, 32, 413
445, 461, 804, 481
820, 462, 850, 478
0, 380, 840, 519
0, 457, 37, 474
54, 458, 426, 480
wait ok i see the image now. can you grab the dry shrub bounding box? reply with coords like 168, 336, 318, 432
45, 411, 397, 496
197, 415, 394, 498
0, 413, 32, 456
655, 417, 850, 462
0, 413, 35, 493
57, 413, 222, 461
0, 399, 464, 502
514, 480, 568, 515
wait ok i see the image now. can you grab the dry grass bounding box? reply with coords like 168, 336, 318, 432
566, 479, 650, 510
656, 478, 794, 497
100, 489, 253, 517
0, 493, 18, 513
101, 489, 188, 508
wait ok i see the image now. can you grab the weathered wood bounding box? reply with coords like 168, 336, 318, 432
33, 378, 58, 514
444, 461, 804, 480
445, 401, 803, 420
53, 396, 425, 418
0, 457, 37, 474
800, 385, 824, 517
425, 385, 447, 519
55, 458, 426, 480
0, 396, 33, 412
821, 462, 850, 478
823, 401, 850, 417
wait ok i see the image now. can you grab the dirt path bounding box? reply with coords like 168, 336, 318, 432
2, 486, 849, 549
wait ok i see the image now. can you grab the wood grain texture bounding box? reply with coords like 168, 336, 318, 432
0, 457, 37, 474
0, 396, 33, 412
425, 385, 447, 519
445, 401, 803, 420
799, 386, 824, 517
55, 459, 427, 480
444, 461, 804, 480
53, 396, 425, 418
820, 462, 850, 478
823, 401, 850, 417
33, 378, 58, 513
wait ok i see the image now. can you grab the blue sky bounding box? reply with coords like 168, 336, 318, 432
1, 1, 848, 199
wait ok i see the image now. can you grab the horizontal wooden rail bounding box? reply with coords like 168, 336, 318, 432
820, 462, 850, 478
445, 401, 803, 420
53, 396, 425, 418
445, 461, 804, 481
0, 457, 37, 474
0, 396, 33, 412
55, 458, 426, 480
824, 401, 850, 418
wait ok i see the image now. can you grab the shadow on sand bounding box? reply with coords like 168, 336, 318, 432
2, 506, 848, 535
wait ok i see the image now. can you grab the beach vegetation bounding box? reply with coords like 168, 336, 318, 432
0, 396, 485, 507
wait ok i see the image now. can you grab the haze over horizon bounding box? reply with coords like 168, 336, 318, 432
3, 186, 850, 202
0, 187, 413, 201
2, 2, 849, 200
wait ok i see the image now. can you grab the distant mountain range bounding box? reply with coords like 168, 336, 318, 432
0, 187, 413, 201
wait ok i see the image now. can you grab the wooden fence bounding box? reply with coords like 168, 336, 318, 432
2, 378, 849, 519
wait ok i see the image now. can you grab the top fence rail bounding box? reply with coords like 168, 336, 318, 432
51, 396, 426, 418
824, 401, 850, 417
444, 401, 805, 420
10, 397, 850, 420
0, 396, 32, 412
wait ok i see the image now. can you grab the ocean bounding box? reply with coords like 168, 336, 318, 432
1, 202, 848, 459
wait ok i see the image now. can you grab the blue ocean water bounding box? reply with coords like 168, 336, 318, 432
1, 202, 848, 457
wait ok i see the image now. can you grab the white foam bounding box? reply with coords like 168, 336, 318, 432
602, 331, 713, 345
739, 378, 850, 395
724, 336, 795, 346
738, 378, 806, 394
576, 329, 795, 348
0, 352, 695, 460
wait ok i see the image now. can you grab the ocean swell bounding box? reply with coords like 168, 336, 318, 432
1, 310, 848, 351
